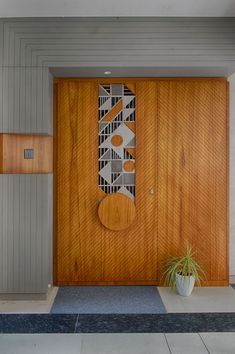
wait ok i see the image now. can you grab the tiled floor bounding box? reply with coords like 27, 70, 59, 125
1, 287, 235, 352
1, 333, 235, 353
158, 286, 235, 312
165, 333, 208, 354
0, 287, 235, 354
2, 313, 235, 333
0, 287, 58, 314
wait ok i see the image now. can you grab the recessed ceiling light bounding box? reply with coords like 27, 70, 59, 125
104, 71, 111, 75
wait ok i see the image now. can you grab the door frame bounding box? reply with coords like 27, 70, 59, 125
53, 77, 229, 286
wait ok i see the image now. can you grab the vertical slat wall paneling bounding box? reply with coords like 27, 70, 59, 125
0, 67, 2, 132
0, 20, 3, 135
46, 174, 53, 287
0, 17, 234, 293
0, 175, 52, 293
0, 177, 2, 289
1, 176, 5, 291
2, 176, 8, 291
43, 70, 54, 135
7, 174, 13, 291
2, 67, 50, 133
12, 176, 19, 291
0, 21, 3, 66
30, 176, 37, 292
19, 175, 26, 291
21, 175, 31, 292
2, 19, 235, 67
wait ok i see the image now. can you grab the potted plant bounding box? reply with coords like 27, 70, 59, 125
162, 244, 205, 296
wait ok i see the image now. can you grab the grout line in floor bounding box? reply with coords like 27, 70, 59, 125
164, 333, 172, 354
74, 314, 80, 333
198, 333, 210, 354
80, 333, 85, 354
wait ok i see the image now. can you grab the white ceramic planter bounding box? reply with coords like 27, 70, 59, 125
176, 273, 195, 296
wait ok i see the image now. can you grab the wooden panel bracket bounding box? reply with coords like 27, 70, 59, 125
0, 134, 53, 174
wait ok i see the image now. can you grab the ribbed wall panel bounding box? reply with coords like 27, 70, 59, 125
1, 67, 52, 133
0, 66, 2, 131
1, 18, 235, 67
0, 175, 52, 293
0, 17, 233, 293
0, 22, 3, 66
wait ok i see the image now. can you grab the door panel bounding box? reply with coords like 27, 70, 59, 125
54, 78, 228, 286
156, 80, 228, 284
55, 81, 103, 282
54, 80, 159, 284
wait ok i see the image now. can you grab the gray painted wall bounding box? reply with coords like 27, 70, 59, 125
0, 17, 234, 294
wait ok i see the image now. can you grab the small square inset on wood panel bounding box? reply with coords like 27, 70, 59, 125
24, 148, 34, 159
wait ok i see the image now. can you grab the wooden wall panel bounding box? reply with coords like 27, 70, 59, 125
0, 134, 53, 174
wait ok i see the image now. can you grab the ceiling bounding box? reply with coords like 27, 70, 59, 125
1, 0, 235, 17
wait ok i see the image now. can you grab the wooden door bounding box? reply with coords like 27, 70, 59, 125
154, 80, 228, 285
54, 78, 228, 286
54, 79, 159, 285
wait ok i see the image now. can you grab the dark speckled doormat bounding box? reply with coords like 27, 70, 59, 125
51, 286, 166, 314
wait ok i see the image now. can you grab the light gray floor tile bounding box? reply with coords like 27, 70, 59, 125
0, 334, 82, 354
0, 287, 58, 314
200, 332, 235, 354
81, 333, 170, 354
165, 333, 208, 354
158, 286, 235, 313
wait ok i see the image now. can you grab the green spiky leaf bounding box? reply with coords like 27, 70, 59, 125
161, 243, 206, 290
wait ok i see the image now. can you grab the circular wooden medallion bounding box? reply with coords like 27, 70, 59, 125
123, 160, 135, 172
111, 135, 123, 147
98, 193, 136, 231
